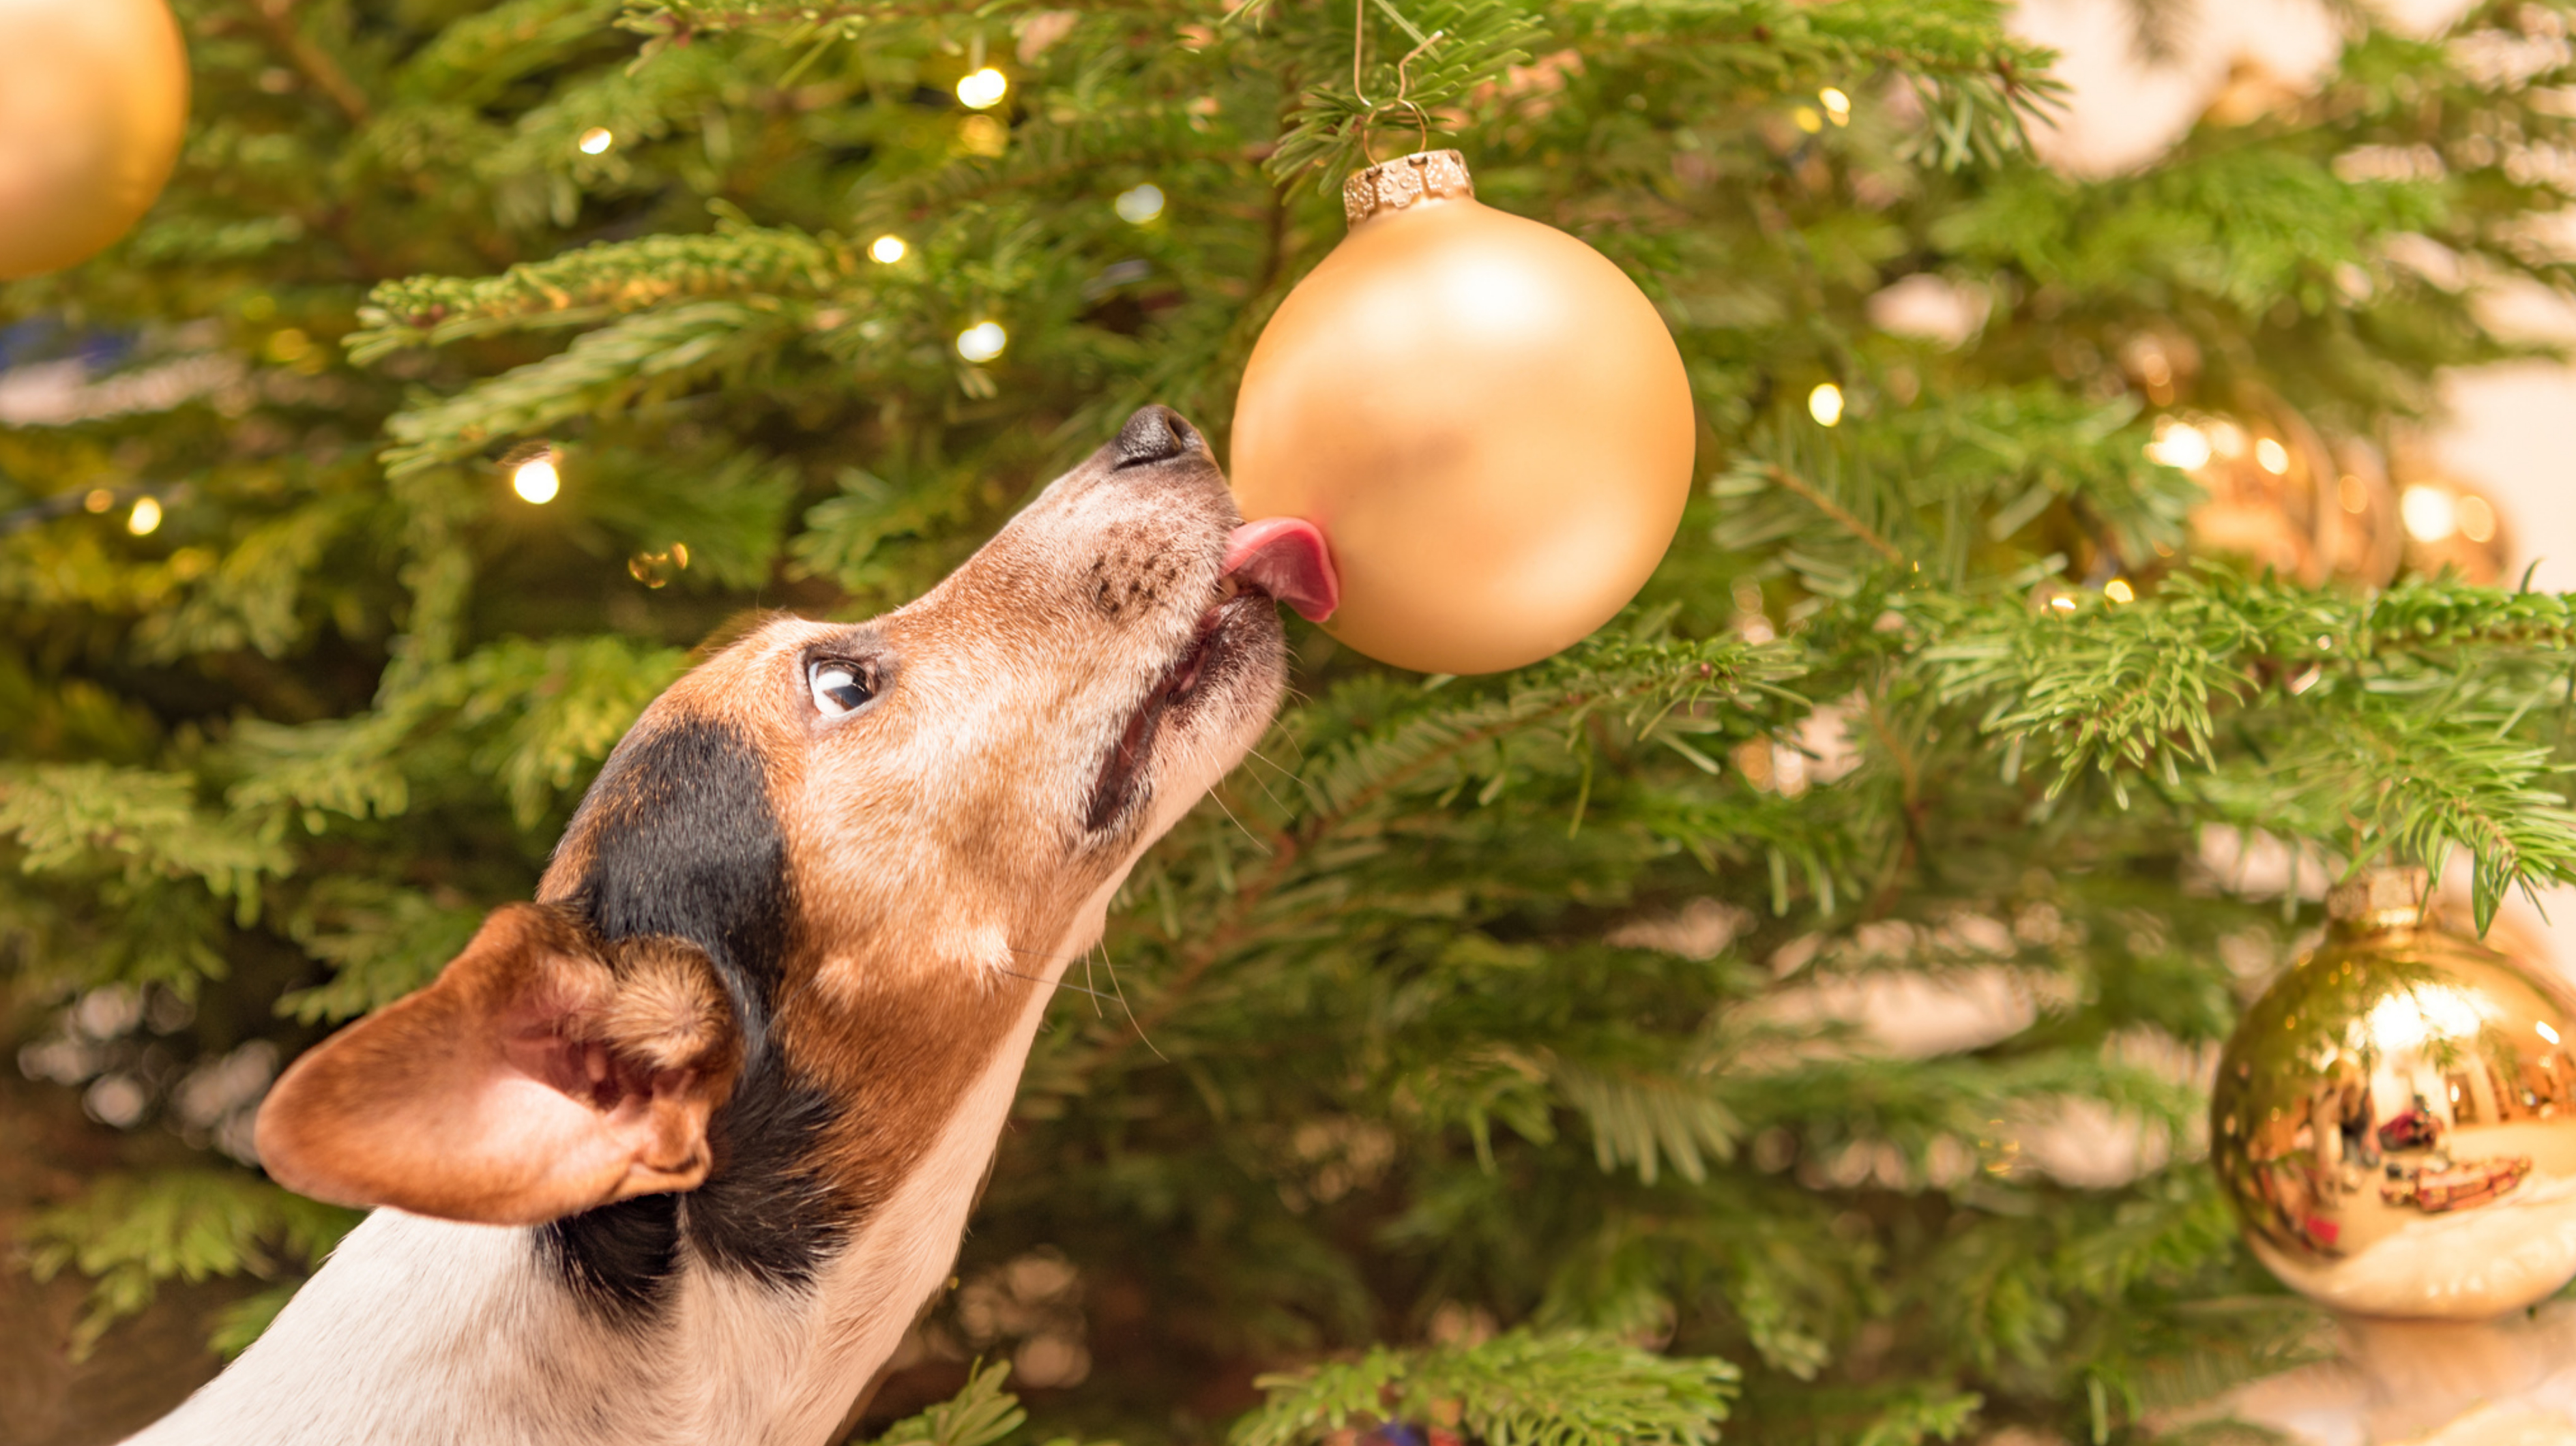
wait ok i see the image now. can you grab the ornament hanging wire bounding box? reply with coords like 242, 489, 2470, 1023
1350, 0, 1443, 164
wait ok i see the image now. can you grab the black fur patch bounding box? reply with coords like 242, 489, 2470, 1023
541, 716, 847, 1318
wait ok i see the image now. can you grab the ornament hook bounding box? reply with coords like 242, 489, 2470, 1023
1348, 0, 1442, 165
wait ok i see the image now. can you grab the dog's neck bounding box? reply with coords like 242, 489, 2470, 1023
128, 896, 1102, 1446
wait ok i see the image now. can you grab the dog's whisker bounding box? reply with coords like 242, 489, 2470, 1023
1095, 938, 1167, 1064
990, 962, 1125, 1006
1205, 788, 1271, 855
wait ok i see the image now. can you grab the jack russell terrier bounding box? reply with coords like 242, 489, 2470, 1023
124, 405, 1338, 1445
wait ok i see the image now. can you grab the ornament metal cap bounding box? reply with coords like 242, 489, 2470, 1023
1343, 149, 1476, 227
2327, 865, 2431, 932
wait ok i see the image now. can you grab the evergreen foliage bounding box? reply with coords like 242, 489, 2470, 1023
5, 0, 2575, 1439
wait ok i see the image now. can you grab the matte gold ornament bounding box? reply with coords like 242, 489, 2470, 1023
1227, 151, 1696, 675
2212, 869, 2576, 1319
0, 0, 190, 280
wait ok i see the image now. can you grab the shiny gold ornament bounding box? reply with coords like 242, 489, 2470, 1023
1227, 151, 1696, 675
2388, 445, 2511, 587
0, 0, 189, 279
2212, 870, 2576, 1319
2163, 409, 2402, 589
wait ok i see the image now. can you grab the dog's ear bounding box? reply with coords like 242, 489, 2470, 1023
256, 903, 742, 1226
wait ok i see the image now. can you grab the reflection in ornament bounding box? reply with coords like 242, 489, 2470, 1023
2210, 868, 2576, 1319
2161, 410, 2403, 588
2388, 452, 2510, 586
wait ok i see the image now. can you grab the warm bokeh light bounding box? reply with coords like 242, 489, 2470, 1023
2457, 492, 2498, 544
127, 497, 161, 535
577, 127, 613, 155
955, 321, 1008, 364
1807, 383, 1843, 426
2254, 437, 2289, 474
2146, 419, 2212, 470
2104, 578, 2135, 603
512, 455, 561, 504
1819, 87, 1852, 125
1115, 183, 1165, 224
2401, 483, 2457, 542
956, 68, 1008, 109
868, 234, 908, 264
83, 488, 113, 514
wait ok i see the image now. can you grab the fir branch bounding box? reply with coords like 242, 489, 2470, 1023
352, 226, 853, 359
24, 1171, 360, 1358
377, 302, 801, 476
0, 765, 291, 909
1238, 1331, 1740, 1446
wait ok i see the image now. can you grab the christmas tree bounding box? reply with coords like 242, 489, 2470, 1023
8, 0, 2576, 1441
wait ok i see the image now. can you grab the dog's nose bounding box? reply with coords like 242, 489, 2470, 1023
1112, 404, 1203, 468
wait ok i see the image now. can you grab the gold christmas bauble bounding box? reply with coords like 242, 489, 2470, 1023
1228, 151, 1695, 675
2212, 870, 2576, 1319
2166, 409, 2403, 589
0, 0, 190, 280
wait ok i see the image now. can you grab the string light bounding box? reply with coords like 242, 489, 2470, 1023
868, 235, 908, 264
956, 68, 1008, 109
1807, 383, 1843, 427
2145, 419, 2212, 470
577, 127, 614, 156
1114, 183, 1165, 224
2400, 483, 2457, 542
2104, 578, 2136, 604
1819, 87, 1852, 126
83, 488, 113, 514
127, 497, 162, 535
512, 454, 561, 504
2254, 437, 2290, 474
956, 321, 1008, 363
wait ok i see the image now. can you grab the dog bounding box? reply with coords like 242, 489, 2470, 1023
124, 405, 1333, 1445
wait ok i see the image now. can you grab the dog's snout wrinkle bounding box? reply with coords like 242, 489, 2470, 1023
1111, 404, 1203, 469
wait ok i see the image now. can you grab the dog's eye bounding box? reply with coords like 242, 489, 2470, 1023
808, 660, 873, 716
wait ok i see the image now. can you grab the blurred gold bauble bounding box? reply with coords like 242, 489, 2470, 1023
2212, 869, 2576, 1319
1228, 150, 1695, 675
2389, 448, 2512, 587
2163, 409, 2403, 589
0, 0, 189, 280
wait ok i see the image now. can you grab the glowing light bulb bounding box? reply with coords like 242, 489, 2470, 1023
1819, 87, 1852, 125
578, 128, 614, 156
512, 455, 561, 505
956, 68, 1008, 110
2104, 578, 2135, 604
869, 235, 908, 264
2145, 420, 2212, 471
956, 321, 1008, 364
1807, 383, 1844, 426
128, 497, 162, 535
2401, 483, 2457, 542
2541, 1020, 2562, 1046
2255, 437, 2290, 474
1115, 183, 1165, 224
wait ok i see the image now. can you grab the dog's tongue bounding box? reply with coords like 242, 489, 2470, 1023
1224, 516, 1339, 623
